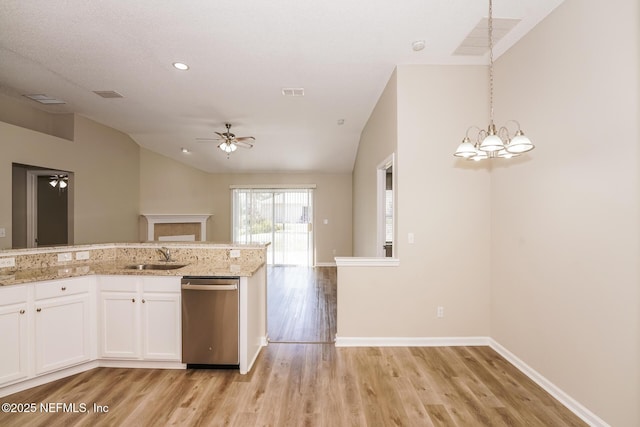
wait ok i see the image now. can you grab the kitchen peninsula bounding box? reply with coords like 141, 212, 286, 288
0, 242, 268, 397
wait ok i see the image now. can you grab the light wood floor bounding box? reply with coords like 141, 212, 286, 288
0, 266, 587, 426
0, 345, 586, 426
267, 266, 336, 343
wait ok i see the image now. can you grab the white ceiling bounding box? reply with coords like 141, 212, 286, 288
0, 0, 564, 173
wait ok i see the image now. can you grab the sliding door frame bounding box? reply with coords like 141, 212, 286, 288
230, 184, 316, 266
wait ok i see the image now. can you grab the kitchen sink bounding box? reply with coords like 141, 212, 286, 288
125, 263, 188, 271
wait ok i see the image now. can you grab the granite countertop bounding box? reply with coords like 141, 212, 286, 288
0, 259, 265, 287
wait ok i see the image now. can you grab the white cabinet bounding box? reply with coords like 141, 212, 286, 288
0, 286, 29, 386
98, 276, 181, 361
142, 291, 181, 360
99, 276, 139, 358
0, 277, 95, 388
33, 278, 93, 375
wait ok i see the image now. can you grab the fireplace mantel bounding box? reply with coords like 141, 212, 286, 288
141, 214, 212, 241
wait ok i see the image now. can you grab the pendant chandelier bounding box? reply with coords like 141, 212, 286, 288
454, 0, 534, 161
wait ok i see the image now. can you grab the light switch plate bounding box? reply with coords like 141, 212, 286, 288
0, 257, 16, 268
57, 252, 72, 262
0, 227, 5, 237
230, 249, 241, 258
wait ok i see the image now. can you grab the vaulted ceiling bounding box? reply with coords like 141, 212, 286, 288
0, 0, 564, 173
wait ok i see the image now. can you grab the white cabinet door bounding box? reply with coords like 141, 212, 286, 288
142, 292, 181, 360
0, 301, 29, 385
98, 276, 181, 362
34, 293, 90, 375
99, 291, 139, 358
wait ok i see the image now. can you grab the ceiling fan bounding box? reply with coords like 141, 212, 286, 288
197, 123, 255, 157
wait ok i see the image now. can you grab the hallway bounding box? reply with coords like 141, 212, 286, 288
267, 266, 336, 343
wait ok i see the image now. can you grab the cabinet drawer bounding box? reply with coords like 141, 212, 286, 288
35, 278, 88, 300
0, 285, 28, 306
143, 276, 180, 293
98, 275, 140, 292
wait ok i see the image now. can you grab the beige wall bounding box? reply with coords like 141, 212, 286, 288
352, 70, 397, 257
0, 108, 140, 249
339, 65, 491, 338
0, 93, 74, 141
208, 173, 352, 265
139, 148, 352, 264
139, 148, 215, 240
491, 0, 639, 425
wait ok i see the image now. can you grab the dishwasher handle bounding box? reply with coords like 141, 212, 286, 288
181, 283, 238, 291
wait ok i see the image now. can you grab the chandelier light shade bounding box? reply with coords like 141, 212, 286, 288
454, 0, 535, 161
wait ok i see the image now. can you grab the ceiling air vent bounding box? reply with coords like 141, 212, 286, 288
453, 17, 520, 56
281, 88, 304, 97
93, 90, 124, 99
23, 94, 66, 105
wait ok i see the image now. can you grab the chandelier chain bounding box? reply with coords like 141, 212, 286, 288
453, 0, 534, 160
488, 0, 494, 125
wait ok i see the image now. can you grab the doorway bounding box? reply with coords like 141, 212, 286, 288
12, 163, 74, 248
232, 187, 314, 266
377, 154, 395, 258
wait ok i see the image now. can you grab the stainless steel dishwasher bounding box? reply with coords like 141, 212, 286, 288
181, 276, 239, 367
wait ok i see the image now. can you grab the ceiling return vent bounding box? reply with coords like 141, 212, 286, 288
93, 90, 124, 98
281, 88, 304, 97
23, 94, 66, 104
454, 17, 520, 56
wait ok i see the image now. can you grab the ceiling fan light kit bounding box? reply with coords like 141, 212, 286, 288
454, 0, 535, 162
196, 123, 256, 159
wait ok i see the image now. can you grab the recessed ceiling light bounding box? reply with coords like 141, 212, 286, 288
181, 147, 190, 153
172, 62, 189, 71
337, 119, 345, 125
412, 40, 426, 51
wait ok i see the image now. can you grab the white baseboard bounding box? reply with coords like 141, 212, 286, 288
98, 360, 186, 370
242, 338, 269, 374
489, 339, 609, 427
0, 361, 99, 398
335, 336, 490, 347
314, 262, 336, 267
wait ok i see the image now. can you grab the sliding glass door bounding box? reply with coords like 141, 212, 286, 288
232, 188, 313, 266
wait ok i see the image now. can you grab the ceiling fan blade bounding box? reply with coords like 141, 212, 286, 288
235, 140, 254, 149
235, 136, 255, 142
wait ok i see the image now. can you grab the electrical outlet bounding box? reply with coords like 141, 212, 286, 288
437, 306, 444, 318
57, 252, 72, 262
0, 257, 16, 268
230, 249, 241, 258
408, 233, 415, 244
75, 251, 90, 261
0, 227, 5, 238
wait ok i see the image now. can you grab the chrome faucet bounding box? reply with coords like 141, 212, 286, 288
158, 247, 172, 262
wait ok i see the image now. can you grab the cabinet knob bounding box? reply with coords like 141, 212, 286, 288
36, 308, 42, 313
132, 298, 135, 303
142, 299, 146, 304
19, 309, 25, 314
61, 286, 67, 291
